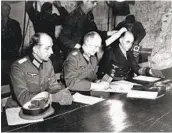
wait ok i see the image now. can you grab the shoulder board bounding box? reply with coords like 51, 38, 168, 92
18, 57, 27, 64
72, 51, 78, 56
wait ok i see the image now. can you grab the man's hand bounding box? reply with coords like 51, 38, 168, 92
91, 81, 110, 91
119, 27, 127, 34
105, 27, 127, 47
150, 69, 165, 78
51, 88, 73, 105
107, 30, 118, 36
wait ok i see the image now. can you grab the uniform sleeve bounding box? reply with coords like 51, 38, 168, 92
59, 15, 82, 49
47, 60, 63, 94
134, 22, 146, 44
128, 51, 140, 75
10, 63, 36, 106
97, 48, 111, 79
128, 51, 151, 76
63, 55, 91, 91
26, 1, 39, 24
14, 21, 22, 51
114, 21, 124, 30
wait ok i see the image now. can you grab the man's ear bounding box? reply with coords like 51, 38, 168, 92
33, 46, 37, 54
119, 37, 123, 44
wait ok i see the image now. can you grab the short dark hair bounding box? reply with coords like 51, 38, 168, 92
29, 33, 42, 47
24, 33, 42, 55
41, 2, 52, 12
2, 3, 11, 10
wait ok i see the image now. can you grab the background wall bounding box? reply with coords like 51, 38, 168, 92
2, 1, 172, 69
130, 1, 172, 69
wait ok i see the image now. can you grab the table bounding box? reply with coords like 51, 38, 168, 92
2, 68, 172, 132
1, 102, 86, 132
2, 91, 172, 132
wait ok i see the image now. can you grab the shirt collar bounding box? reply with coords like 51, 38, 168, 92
29, 54, 43, 70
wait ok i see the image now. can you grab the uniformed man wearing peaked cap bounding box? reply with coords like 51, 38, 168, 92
62, 28, 127, 93
6, 33, 73, 108
97, 31, 164, 81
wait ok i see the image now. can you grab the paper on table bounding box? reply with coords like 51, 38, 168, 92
110, 80, 141, 93
133, 75, 160, 82
5, 107, 44, 126
73, 93, 105, 105
94, 80, 141, 93
127, 90, 158, 99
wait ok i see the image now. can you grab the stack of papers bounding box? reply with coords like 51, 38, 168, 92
72, 93, 105, 105
133, 75, 160, 82
5, 107, 43, 126
93, 80, 141, 93
110, 80, 141, 93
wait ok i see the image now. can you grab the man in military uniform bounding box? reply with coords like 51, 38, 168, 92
1, 3, 22, 85
2, 3, 22, 60
97, 31, 164, 81
114, 14, 146, 62
59, 0, 119, 58
6, 33, 73, 108
26, 1, 69, 73
62, 29, 127, 93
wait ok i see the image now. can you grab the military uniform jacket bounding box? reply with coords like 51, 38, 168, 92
59, 7, 107, 52
2, 18, 22, 60
62, 49, 99, 91
6, 55, 63, 107
98, 44, 141, 80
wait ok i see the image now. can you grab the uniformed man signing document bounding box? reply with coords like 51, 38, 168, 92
6, 33, 73, 108
62, 28, 127, 92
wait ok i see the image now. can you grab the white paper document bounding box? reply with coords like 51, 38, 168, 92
72, 93, 105, 105
93, 80, 141, 93
127, 90, 158, 99
5, 107, 44, 126
133, 75, 160, 82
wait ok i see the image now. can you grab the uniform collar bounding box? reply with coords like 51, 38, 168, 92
80, 48, 90, 63
29, 54, 43, 70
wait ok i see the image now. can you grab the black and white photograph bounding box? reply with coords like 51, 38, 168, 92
1, 0, 172, 132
